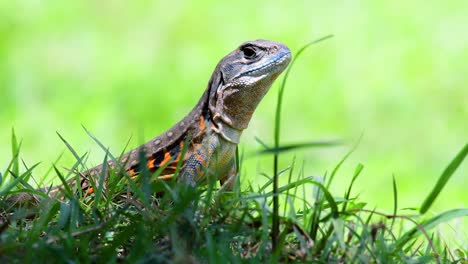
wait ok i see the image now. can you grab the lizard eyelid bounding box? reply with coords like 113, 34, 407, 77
241, 45, 258, 60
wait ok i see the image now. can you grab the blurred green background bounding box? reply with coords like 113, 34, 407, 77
0, 1, 466, 231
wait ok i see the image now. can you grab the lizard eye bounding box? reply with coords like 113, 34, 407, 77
242, 46, 257, 59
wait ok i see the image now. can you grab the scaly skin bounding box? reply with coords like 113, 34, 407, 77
9, 40, 291, 203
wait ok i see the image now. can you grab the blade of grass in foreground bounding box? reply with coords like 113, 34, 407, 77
341, 163, 364, 213
82, 125, 119, 164
11, 128, 21, 178
391, 174, 398, 230
3, 128, 23, 181
271, 35, 334, 253
257, 140, 342, 155
326, 133, 362, 189
395, 208, 468, 251
0, 163, 40, 196
420, 143, 468, 214
93, 152, 109, 207
56, 132, 83, 164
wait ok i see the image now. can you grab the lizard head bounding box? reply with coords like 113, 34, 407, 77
208, 40, 291, 140
220, 39, 292, 86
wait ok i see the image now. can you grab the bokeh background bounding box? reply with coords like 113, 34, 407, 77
1, 1, 466, 236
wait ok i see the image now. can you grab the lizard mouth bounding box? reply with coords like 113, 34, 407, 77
241, 50, 292, 77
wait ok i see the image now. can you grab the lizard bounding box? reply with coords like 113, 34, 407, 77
7, 39, 291, 204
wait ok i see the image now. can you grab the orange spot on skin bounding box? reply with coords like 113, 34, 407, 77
87, 187, 94, 194
175, 153, 181, 163
170, 141, 184, 165
159, 151, 172, 166
127, 169, 137, 176
199, 116, 206, 131
173, 152, 183, 165
147, 158, 155, 170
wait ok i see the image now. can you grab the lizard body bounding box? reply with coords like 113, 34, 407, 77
10, 40, 291, 202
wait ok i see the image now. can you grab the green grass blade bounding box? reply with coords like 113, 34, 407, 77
256, 139, 342, 155
326, 133, 362, 189
8, 162, 41, 190
341, 163, 364, 213
420, 143, 468, 214
234, 146, 244, 194
395, 208, 468, 251
58, 200, 72, 229
0, 163, 40, 197
53, 165, 74, 199
6, 187, 48, 199
0, 172, 26, 196
39, 150, 65, 187
56, 132, 79, 161
391, 174, 398, 230
93, 152, 109, 207
28, 200, 61, 241
3, 128, 23, 181
271, 177, 339, 218
272, 35, 333, 252
82, 125, 118, 164
11, 128, 21, 178
254, 136, 271, 150
283, 155, 296, 216
258, 167, 290, 193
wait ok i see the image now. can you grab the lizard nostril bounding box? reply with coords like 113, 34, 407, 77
270, 45, 279, 53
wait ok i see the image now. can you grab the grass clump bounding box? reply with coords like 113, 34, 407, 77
1, 130, 466, 263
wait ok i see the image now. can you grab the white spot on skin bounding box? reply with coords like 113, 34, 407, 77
168, 131, 173, 137
154, 139, 161, 145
